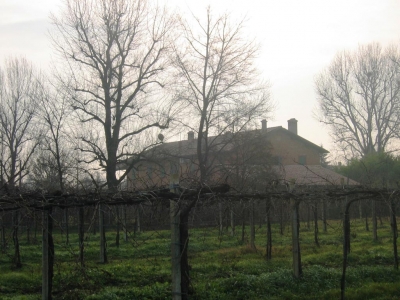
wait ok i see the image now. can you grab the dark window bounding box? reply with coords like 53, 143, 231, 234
170, 162, 178, 175
298, 155, 306, 165
272, 156, 282, 165
147, 166, 152, 179
160, 165, 166, 178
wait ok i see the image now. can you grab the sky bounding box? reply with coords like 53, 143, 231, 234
1, 0, 400, 161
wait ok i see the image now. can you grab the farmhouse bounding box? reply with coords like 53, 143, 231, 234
126, 118, 356, 190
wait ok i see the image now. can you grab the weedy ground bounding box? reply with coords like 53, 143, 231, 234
0, 218, 400, 299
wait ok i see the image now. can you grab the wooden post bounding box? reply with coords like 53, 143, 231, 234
322, 199, 327, 233
230, 205, 235, 237
313, 201, 319, 247
123, 205, 128, 242
42, 209, 49, 300
266, 196, 272, 260
218, 201, 223, 237
250, 199, 256, 250
79, 207, 84, 267
99, 204, 107, 263
170, 175, 181, 300
13, 210, 21, 268
115, 206, 120, 248
42, 207, 54, 300
291, 198, 302, 278
372, 200, 378, 241
390, 200, 398, 270
341, 199, 352, 300
136, 205, 141, 234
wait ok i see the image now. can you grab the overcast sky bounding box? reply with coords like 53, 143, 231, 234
1, 0, 400, 161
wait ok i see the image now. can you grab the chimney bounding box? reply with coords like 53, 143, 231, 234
261, 119, 267, 130
287, 118, 298, 135
188, 131, 194, 140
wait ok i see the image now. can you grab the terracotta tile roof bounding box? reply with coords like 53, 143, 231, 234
272, 165, 359, 186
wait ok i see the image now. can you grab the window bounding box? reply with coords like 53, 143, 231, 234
147, 166, 153, 179
298, 155, 306, 165
160, 165, 166, 178
271, 156, 282, 165
170, 162, 178, 175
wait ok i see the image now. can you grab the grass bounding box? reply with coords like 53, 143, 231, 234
0, 218, 399, 299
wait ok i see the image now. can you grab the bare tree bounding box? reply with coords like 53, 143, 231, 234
0, 57, 41, 192
34, 77, 74, 192
51, 0, 175, 192
315, 43, 400, 159
171, 7, 272, 299
174, 7, 272, 184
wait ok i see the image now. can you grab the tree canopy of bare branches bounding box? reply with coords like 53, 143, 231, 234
51, 0, 175, 191
315, 43, 400, 159
174, 8, 273, 183
0, 57, 41, 192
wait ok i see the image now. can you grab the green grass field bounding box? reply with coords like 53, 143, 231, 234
0, 218, 400, 299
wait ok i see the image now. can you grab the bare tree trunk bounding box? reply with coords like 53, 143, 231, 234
306, 203, 310, 230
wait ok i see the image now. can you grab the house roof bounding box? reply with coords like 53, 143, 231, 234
148, 126, 328, 158
272, 165, 359, 186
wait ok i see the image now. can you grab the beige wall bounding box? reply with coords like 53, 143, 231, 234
268, 131, 321, 165
127, 130, 323, 190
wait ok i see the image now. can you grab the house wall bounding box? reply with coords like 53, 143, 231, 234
268, 131, 321, 165
126, 129, 323, 190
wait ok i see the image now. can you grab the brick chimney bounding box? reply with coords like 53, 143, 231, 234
188, 131, 195, 140
288, 118, 298, 135
261, 119, 267, 130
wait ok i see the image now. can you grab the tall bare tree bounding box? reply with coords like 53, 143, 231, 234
0, 57, 41, 192
315, 43, 400, 159
51, 0, 175, 192
172, 7, 272, 298
174, 7, 272, 184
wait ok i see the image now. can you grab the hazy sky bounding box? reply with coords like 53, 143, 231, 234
1, 0, 400, 160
